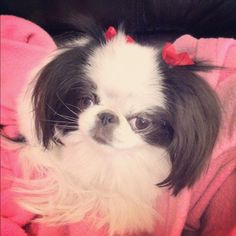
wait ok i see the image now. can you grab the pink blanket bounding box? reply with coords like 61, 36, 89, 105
1, 15, 56, 236
1, 15, 236, 236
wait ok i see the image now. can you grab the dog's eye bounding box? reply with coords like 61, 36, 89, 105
79, 97, 94, 109
129, 117, 151, 131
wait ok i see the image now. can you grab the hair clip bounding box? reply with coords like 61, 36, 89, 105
162, 43, 194, 66
105, 26, 135, 43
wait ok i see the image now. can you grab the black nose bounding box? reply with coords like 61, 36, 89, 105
97, 112, 119, 126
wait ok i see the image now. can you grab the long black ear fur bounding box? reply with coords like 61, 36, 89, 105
158, 58, 221, 195
32, 42, 99, 148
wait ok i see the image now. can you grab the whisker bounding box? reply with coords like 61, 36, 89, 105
66, 103, 81, 110
55, 125, 78, 129
40, 119, 77, 124
47, 105, 78, 122
56, 93, 80, 116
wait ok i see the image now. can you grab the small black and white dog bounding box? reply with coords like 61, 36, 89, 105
17, 27, 220, 235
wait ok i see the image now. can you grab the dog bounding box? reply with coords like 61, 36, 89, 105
15, 27, 221, 235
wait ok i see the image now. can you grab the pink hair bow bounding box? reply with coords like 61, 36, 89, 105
162, 42, 194, 66
105, 26, 135, 43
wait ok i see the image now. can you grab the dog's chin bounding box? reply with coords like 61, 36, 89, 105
60, 131, 170, 234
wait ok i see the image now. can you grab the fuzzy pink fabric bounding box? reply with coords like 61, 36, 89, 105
0, 15, 56, 236
1, 15, 236, 236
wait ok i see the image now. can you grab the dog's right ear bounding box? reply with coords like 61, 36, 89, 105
32, 43, 97, 148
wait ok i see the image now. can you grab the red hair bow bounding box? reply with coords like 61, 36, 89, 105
105, 26, 135, 43
162, 43, 194, 66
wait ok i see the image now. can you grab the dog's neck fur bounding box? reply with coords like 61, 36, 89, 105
18, 133, 169, 235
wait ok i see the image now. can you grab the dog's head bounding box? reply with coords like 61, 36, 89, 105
31, 30, 220, 195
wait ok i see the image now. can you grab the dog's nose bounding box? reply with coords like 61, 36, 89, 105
91, 111, 119, 145
97, 112, 119, 126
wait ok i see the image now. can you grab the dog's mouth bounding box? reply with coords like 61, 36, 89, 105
90, 125, 114, 146
92, 135, 110, 145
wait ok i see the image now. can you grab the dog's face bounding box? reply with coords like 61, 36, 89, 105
18, 30, 220, 234
35, 35, 172, 149
76, 36, 171, 151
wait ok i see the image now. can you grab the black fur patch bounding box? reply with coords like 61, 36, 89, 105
157, 54, 221, 195
33, 41, 99, 148
137, 108, 174, 147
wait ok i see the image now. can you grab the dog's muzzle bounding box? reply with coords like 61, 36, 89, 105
91, 111, 119, 144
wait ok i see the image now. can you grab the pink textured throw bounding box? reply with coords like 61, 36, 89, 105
1, 15, 235, 236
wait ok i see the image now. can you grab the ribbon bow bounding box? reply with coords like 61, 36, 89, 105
162, 43, 194, 66
105, 26, 135, 43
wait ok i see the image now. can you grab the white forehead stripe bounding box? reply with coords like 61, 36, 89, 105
86, 34, 166, 114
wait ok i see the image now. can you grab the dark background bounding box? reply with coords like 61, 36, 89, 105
1, 0, 236, 43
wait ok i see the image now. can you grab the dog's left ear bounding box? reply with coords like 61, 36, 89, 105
158, 60, 221, 195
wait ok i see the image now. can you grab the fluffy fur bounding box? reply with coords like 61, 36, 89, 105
15, 29, 221, 235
